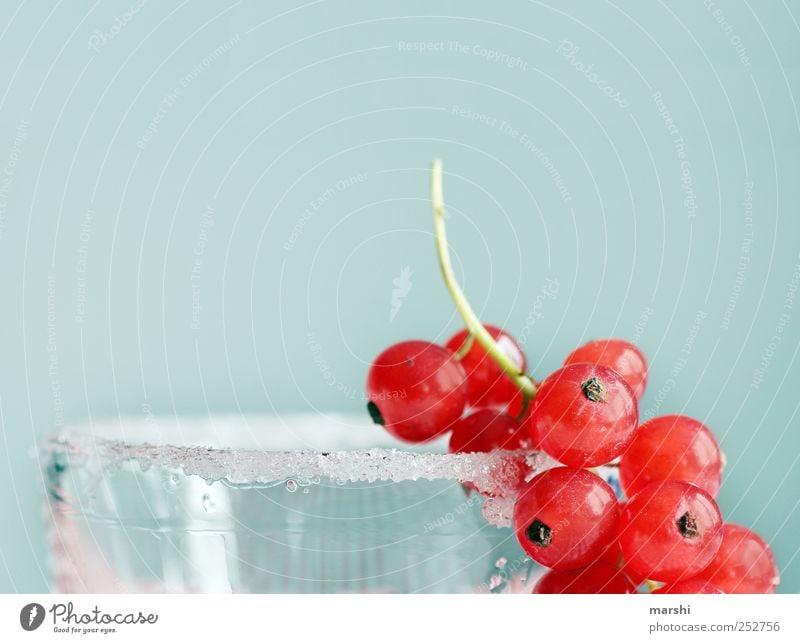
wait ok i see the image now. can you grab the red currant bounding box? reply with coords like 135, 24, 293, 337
445, 325, 526, 413
619, 480, 723, 583
598, 525, 649, 588
527, 363, 638, 467
564, 338, 648, 399
449, 409, 531, 495
653, 579, 723, 594
513, 467, 620, 571
449, 408, 531, 453
365, 340, 467, 442
533, 561, 636, 594
620, 415, 722, 498
692, 523, 780, 593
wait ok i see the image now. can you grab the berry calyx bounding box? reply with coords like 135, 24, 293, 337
564, 338, 648, 399
619, 480, 723, 583
620, 415, 722, 498
533, 561, 636, 594
580, 376, 608, 402
513, 467, 620, 571
365, 340, 467, 443
692, 523, 780, 593
527, 363, 639, 467
445, 325, 527, 413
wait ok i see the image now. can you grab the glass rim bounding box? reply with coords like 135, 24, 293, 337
41, 412, 543, 497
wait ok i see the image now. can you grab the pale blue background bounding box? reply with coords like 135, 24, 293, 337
0, 0, 798, 592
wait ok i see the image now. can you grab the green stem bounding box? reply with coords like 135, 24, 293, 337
431, 159, 537, 400
452, 333, 475, 360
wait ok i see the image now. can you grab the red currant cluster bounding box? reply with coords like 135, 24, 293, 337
520, 385, 778, 594
364, 161, 779, 594
366, 333, 779, 594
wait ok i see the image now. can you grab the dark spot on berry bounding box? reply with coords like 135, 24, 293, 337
581, 377, 608, 403
526, 519, 552, 547
367, 401, 385, 426
677, 511, 700, 538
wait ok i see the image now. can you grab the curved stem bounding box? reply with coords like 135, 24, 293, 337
431, 159, 537, 400
452, 333, 475, 360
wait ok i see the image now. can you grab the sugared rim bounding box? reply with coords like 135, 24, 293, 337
42, 413, 544, 496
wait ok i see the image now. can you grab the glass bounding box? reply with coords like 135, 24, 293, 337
41, 413, 618, 593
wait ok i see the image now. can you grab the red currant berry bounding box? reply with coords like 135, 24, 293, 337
619, 480, 723, 583
692, 523, 780, 593
620, 415, 722, 498
533, 561, 636, 594
445, 325, 526, 412
513, 467, 620, 571
365, 340, 467, 443
527, 363, 638, 467
653, 579, 723, 594
564, 338, 648, 399
449, 408, 531, 453
598, 525, 649, 588
449, 409, 532, 495
518, 405, 542, 451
